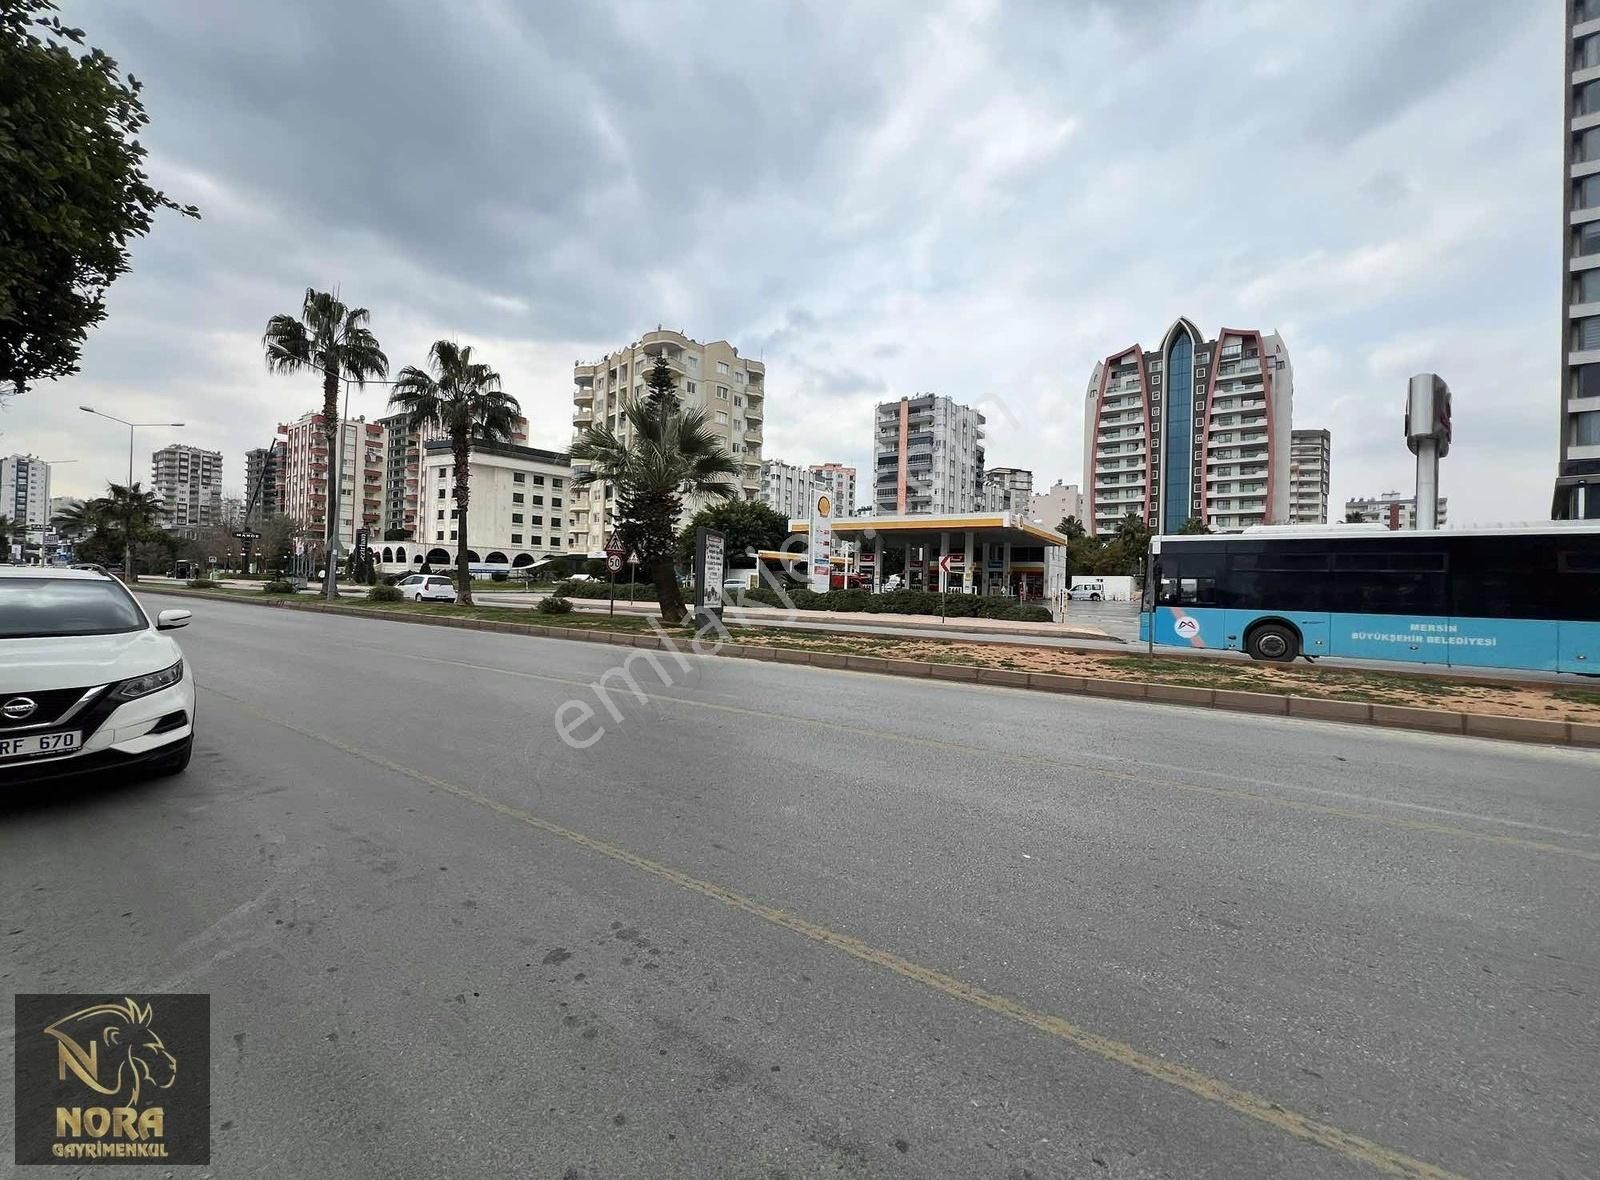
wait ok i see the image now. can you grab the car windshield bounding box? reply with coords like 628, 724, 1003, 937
0, 578, 146, 639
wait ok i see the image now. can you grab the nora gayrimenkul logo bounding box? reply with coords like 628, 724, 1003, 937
13, 993, 210, 1166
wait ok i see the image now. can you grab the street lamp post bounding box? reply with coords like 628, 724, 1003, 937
79, 406, 185, 581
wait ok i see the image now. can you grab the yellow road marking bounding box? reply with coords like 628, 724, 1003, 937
201, 683, 1466, 1180
324, 639, 1600, 865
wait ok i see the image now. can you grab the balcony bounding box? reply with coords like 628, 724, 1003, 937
641, 328, 692, 355
573, 408, 593, 427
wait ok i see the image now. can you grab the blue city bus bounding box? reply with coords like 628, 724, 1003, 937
1139, 524, 1600, 674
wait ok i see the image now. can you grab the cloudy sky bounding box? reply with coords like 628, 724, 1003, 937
2, 0, 1561, 524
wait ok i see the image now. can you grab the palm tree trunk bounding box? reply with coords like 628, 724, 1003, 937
650, 557, 684, 623
322, 367, 340, 601
453, 433, 473, 606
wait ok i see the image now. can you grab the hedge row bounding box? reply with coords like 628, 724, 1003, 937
552, 580, 651, 601
739, 585, 1053, 622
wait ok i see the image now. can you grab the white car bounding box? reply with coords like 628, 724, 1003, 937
0, 566, 195, 783
396, 574, 457, 602
1067, 584, 1105, 601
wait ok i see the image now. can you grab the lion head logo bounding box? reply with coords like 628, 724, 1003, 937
44, 998, 177, 1106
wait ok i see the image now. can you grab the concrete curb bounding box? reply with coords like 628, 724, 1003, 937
139, 587, 1600, 750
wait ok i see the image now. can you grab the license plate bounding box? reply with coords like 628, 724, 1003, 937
0, 731, 82, 760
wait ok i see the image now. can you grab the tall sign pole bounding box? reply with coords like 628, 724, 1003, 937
1405, 373, 1451, 531
808, 491, 834, 593
604, 530, 625, 617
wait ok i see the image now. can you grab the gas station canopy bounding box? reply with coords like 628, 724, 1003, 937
787, 512, 1069, 598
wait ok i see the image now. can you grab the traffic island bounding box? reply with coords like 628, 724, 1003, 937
136, 586, 1600, 747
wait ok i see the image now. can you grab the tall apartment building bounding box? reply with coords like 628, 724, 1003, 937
810, 463, 857, 515
872, 394, 986, 515
571, 329, 763, 553
1, 453, 50, 533
982, 466, 1033, 514
150, 444, 223, 531
1083, 317, 1293, 535
1027, 480, 1082, 528
1287, 428, 1332, 524
761, 459, 814, 521
1558, 0, 1600, 517
277, 412, 385, 550
1344, 491, 1449, 530
416, 440, 570, 567
244, 442, 285, 520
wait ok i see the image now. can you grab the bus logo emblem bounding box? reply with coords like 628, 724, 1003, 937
1174, 616, 1200, 639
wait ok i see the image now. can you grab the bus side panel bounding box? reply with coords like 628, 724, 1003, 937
1558, 620, 1600, 674
1445, 618, 1559, 673
1325, 613, 1445, 665
1148, 605, 1231, 650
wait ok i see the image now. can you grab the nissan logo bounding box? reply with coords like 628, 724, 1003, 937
2, 697, 38, 721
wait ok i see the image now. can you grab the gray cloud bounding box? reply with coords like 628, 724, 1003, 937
2, 0, 1563, 528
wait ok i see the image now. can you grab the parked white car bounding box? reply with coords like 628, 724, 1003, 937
396, 574, 457, 602
0, 566, 195, 783
1067, 584, 1105, 601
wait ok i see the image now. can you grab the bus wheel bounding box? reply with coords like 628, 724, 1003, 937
1246, 623, 1299, 662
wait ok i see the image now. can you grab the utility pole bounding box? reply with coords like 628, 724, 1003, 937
1404, 374, 1451, 531
79, 406, 185, 581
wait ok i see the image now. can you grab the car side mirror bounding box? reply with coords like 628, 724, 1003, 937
156, 609, 192, 630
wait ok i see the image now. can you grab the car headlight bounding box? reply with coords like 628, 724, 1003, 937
110, 659, 184, 701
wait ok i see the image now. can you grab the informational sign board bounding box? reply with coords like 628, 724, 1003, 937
809, 493, 834, 592
694, 527, 726, 623
353, 528, 370, 568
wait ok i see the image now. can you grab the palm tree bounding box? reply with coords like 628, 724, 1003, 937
1056, 515, 1086, 540
570, 358, 740, 623
89, 483, 164, 580
388, 341, 519, 606
263, 288, 387, 600
51, 500, 100, 540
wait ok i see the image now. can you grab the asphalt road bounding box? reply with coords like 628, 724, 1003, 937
3, 596, 1598, 1179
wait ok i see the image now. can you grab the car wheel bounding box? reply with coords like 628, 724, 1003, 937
1246, 623, 1299, 662
149, 736, 193, 778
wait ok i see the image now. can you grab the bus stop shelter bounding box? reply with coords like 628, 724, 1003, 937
789, 512, 1069, 600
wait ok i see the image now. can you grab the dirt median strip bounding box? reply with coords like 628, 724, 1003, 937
139, 586, 1600, 747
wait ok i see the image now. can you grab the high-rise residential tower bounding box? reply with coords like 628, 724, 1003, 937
0, 454, 49, 533
760, 459, 814, 521
810, 463, 857, 515
872, 394, 986, 515
151, 444, 223, 530
244, 442, 285, 520
1082, 318, 1293, 535
570, 329, 763, 553
1558, 0, 1600, 518
277, 412, 385, 550
982, 466, 1033, 514
1288, 428, 1332, 524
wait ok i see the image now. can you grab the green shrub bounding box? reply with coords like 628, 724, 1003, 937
491, 570, 508, 582
550, 579, 648, 601
367, 584, 403, 602
186, 578, 218, 590
537, 595, 573, 615
262, 580, 297, 594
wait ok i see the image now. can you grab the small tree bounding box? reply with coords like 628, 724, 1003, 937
1178, 516, 1211, 535
1056, 515, 1087, 540
675, 499, 790, 568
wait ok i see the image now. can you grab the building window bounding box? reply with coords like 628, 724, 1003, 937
511, 534, 522, 545
531, 494, 543, 506
512, 492, 524, 504
1575, 410, 1600, 445
1579, 32, 1600, 70
716, 385, 729, 400
1579, 269, 1600, 305
529, 535, 542, 547
530, 515, 542, 525
1578, 174, 1600, 211
551, 536, 561, 547
449, 509, 458, 519
552, 478, 563, 488
1580, 79, 1600, 116
1577, 317, 1600, 352
686, 381, 697, 395
715, 410, 729, 424
1579, 221, 1600, 257
716, 360, 729, 374
1579, 126, 1600, 164
512, 512, 524, 524
513, 472, 525, 484
436, 531, 444, 541
1576, 362, 1600, 400
437, 510, 445, 521
438, 488, 446, 499
552, 497, 562, 508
